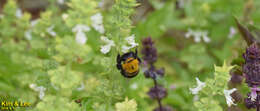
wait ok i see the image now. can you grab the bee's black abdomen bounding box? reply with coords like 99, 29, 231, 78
121, 70, 139, 78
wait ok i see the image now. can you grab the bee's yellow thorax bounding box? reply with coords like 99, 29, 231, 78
122, 57, 139, 74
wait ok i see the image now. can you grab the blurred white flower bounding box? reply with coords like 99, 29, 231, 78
76, 82, 85, 91
75, 31, 87, 45
57, 0, 65, 4
16, 8, 23, 18
62, 13, 69, 20
51, 83, 59, 90
189, 77, 206, 95
185, 28, 211, 43
193, 95, 199, 101
98, 0, 105, 7
23, 20, 39, 40
126, 35, 139, 48
100, 36, 115, 54
130, 83, 138, 90
31, 19, 39, 27
177, 0, 185, 8
122, 45, 131, 53
91, 13, 105, 34
228, 27, 237, 39
72, 24, 90, 32
24, 30, 32, 40
0, 14, 4, 19
122, 35, 138, 53
224, 88, 237, 107
72, 24, 91, 44
46, 25, 57, 37
29, 83, 46, 100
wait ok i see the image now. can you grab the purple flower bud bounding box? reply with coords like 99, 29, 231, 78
141, 37, 171, 110
148, 85, 167, 100
154, 106, 173, 111
243, 43, 260, 63
144, 70, 157, 79
243, 43, 260, 87
142, 37, 157, 64
156, 68, 165, 76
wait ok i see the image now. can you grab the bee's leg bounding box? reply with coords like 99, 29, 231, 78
117, 54, 121, 62
117, 54, 122, 70
117, 63, 122, 70
134, 48, 138, 58
137, 57, 142, 63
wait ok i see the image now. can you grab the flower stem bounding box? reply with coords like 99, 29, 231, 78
153, 78, 163, 111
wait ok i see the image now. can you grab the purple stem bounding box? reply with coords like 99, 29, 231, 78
153, 78, 163, 111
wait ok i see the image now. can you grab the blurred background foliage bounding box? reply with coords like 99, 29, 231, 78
0, 0, 260, 111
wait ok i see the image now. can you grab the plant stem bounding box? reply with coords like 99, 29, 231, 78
153, 78, 163, 111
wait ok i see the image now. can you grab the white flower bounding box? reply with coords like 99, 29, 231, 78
228, 27, 237, 39
185, 28, 211, 43
91, 13, 103, 25
25, 30, 32, 40
46, 25, 57, 37
72, 24, 91, 44
202, 34, 211, 43
57, 0, 65, 4
23, 19, 39, 41
72, 24, 90, 33
91, 13, 105, 34
125, 35, 139, 48
189, 77, 206, 95
75, 31, 87, 45
31, 19, 39, 27
130, 83, 138, 90
122, 35, 138, 53
16, 8, 23, 18
100, 36, 115, 54
121, 45, 131, 53
224, 88, 237, 107
62, 13, 69, 20
76, 82, 85, 91
29, 83, 46, 100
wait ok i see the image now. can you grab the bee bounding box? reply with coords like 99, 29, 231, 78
117, 49, 141, 78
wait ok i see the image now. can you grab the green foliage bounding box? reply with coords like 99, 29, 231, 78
0, 0, 138, 110
0, 0, 259, 111
115, 97, 137, 111
192, 62, 234, 111
180, 44, 214, 72
35, 95, 81, 111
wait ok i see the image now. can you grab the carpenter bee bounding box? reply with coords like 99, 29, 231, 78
117, 49, 141, 78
